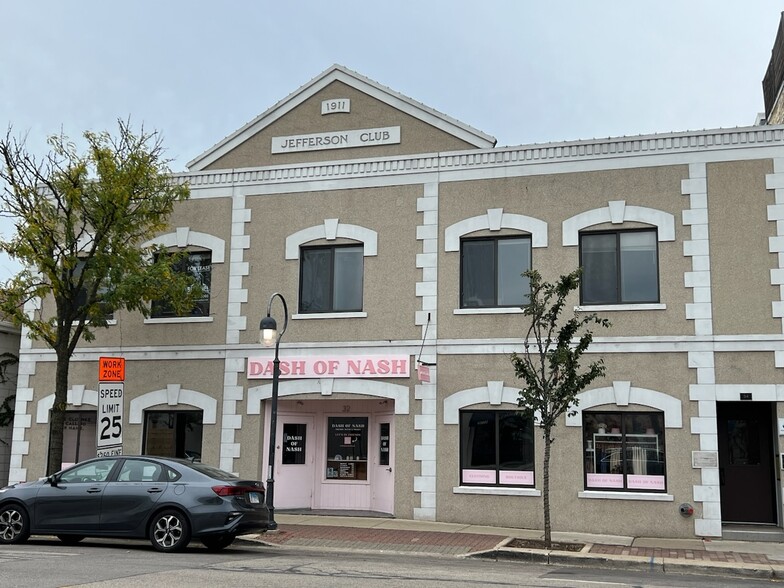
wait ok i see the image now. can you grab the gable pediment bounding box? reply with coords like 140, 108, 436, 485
188, 65, 495, 171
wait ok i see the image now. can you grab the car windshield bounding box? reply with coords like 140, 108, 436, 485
185, 462, 239, 481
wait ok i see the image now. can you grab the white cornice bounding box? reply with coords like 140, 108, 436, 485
187, 64, 496, 171
178, 125, 784, 195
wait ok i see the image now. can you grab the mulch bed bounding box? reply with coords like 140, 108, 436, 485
507, 538, 584, 552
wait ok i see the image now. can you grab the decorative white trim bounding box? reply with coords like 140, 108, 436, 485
681, 164, 720, 538
453, 486, 541, 497
444, 208, 548, 250
766, 158, 784, 333
453, 308, 524, 315
36, 387, 99, 423
144, 317, 214, 324
182, 126, 784, 195
562, 201, 675, 246
141, 227, 226, 263
578, 491, 674, 501
575, 304, 666, 312
128, 385, 218, 425
443, 381, 521, 425
292, 312, 367, 320
414, 182, 439, 521
285, 219, 377, 259
247, 378, 410, 415
564, 382, 683, 428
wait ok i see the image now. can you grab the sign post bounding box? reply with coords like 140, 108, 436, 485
97, 357, 125, 457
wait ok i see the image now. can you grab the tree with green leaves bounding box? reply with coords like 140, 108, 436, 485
0, 121, 201, 475
511, 269, 610, 549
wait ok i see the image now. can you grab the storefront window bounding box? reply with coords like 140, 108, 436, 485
57, 411, 97, 468
325, 416, 368, 480
583, 411, 666, 492
143, 410, 203, 461
459, 410, 534, 486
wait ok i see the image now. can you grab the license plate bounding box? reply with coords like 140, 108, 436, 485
247, 492, 260, 504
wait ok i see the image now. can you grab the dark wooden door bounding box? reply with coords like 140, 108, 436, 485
717, 402, 776, 524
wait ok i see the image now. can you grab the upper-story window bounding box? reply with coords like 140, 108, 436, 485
150, 251, 212, 318
75, 259, 114, 321
460, 236, 531, 308
579, 229, 658, 305
299, 245, 363, 313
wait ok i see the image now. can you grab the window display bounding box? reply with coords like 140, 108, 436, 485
325, 416, 368, 480
459, 410, 534, 486
583, 411, 666, 491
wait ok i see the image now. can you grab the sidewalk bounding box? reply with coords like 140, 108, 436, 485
245, 513, 784, 580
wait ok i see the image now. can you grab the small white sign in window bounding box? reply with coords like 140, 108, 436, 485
321, 99, 350, 115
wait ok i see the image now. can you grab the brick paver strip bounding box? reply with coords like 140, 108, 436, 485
589, 544, 775, 564
262, 524, 505, 553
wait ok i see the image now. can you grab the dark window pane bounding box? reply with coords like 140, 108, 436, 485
620, 232, 658, 303
498, 238, 531, 306
461, 411, 496, 469
581, 234, 618, 304
300, 246, 364, 313
300, 248, 331, 312
498, 412, 534, 470
143, 411, 203, 460
333, 247, 363, 311
461, 240, 495, 307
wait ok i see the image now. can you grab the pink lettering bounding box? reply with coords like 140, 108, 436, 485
248, 361, 262, 376
390, 359, 406, 374
361, 360, 377, 375
377, 359, 390, 374
314, 360, 328, 375
347, 360, 361, 375
290, 360, 306, 375
328, 360, 340, 374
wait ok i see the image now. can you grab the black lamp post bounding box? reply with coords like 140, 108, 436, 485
259, 292, 288, 531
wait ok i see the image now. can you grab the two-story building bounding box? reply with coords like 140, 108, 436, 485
10, 63, 784, 540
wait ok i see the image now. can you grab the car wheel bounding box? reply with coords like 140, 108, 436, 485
149, 509, 191, 553
200, 534, 235, 551
0, 504, 30, 544
56, 535, 85, 545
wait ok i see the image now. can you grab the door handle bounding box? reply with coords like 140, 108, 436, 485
147, 487, 163, 494
87, 487, 102, 494
386, 467, 392, 472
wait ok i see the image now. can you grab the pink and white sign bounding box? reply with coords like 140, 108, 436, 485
586, 473, 624, 488
462, 469, 497, 484
627, 475, 665, 490
247, 355, 410, 379
499, 470, 534, 486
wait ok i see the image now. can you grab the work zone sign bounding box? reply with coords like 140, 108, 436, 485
97, 357, 125, 457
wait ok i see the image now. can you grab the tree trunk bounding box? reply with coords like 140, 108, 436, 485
543, 429, 552, 549
46, 350, 71, 475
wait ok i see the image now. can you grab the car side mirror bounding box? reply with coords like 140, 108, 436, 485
48, 474, 59, 487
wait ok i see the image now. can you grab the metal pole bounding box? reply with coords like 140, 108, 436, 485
262, 292, 287, 532
266, 342, 280, 530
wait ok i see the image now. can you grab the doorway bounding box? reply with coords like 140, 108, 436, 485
717, 401, 777, 524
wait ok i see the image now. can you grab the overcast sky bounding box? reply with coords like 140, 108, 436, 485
1, 0, 783, 278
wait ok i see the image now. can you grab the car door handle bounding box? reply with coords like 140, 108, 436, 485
87, 487, 102, 494
147, 487, 163, 494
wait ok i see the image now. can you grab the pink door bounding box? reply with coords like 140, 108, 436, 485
275, 415, 315, 509
372, 415, 395, 514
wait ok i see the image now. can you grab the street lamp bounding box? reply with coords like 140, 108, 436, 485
260, 292, 288, 530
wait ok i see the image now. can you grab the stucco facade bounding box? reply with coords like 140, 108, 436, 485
11, 64, 784, 539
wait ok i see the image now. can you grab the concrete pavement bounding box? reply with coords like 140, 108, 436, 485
244, 513, 784, 580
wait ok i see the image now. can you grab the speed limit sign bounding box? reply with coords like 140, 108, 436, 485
97, 382, 124, 457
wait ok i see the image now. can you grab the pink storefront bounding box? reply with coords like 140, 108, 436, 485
248, 354, 409, 514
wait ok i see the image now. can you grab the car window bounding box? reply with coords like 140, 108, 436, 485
185, 462, 238, 481
117, 460, 163, 482
165, 467, 182, 482
60, 459, 116, 483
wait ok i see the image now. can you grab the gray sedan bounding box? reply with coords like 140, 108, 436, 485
0, 456, 271, 552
